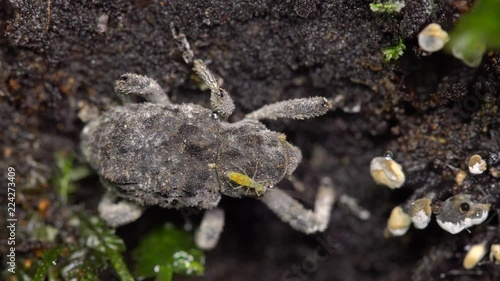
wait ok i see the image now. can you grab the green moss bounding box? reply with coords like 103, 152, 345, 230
382, 38, 406, 61
133, 223, 205, 281
6, 151, 133, 281
75, 213, 134, 281
52, 150, 91, 204
370, 1, 405, 13
27, 213, 134, 281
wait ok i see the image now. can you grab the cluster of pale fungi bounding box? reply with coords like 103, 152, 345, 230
463, 242, 500, 270
370, 153, 497, 269
417, 22, 485, 67
418, 23, 449, 53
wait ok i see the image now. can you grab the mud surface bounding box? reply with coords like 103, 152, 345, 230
1, 0, 499, 280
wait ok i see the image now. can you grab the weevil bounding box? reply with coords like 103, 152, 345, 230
80, 25, 335, 250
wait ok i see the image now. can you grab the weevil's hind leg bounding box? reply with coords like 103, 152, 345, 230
171, 22, 235, 118
114, 73, 171, 105
261, 177, 335, 234
245, 97, 331, 121
98, 192, 144, 227
195, 208, 225, 250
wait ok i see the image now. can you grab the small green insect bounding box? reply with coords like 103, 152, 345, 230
226, 163, 270, 196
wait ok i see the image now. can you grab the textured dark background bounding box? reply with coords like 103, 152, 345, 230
1, 0, 499, 280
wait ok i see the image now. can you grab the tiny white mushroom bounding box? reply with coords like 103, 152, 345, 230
463, 241, 488, 269
468, 154, 487, 175
96, 13, 109, 34
455, 170, 467, 186
418, 23, 449, 53
387, 206, 411, 236
436, 194, 490, 234
490, 167, 499, 178
409, 198, 432, 229
370, 152, 405, 189
490, 244, 500, 263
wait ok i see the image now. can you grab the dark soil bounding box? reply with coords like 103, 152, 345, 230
1, 0, 499, 280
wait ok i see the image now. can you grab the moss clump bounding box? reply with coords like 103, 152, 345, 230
382, 37, 406, 61
370, 1, 405, 13
133, 223, 205, 281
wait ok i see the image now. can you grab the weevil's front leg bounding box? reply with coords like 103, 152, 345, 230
98, 192, 144, 227
244, 97, 331, 121
171, 23, 235, 117
195, 208, 225, 250
114, 73, 171, 105
192, 60, 235, 118
261, 177, 335, 234
170, 22, 194, 64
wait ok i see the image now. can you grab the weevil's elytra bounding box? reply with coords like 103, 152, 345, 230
82, 102, 223, 209
80, 25, 336, 250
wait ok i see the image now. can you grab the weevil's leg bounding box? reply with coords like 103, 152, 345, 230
170, 22, 194, 64
98, 192, 144, 227
261, 177, 335, 234
114, 73, 170, 105
193, 60, 235, 118
244, 97, 331, 121
195, 208, 225, 250
171, 22, 235, 117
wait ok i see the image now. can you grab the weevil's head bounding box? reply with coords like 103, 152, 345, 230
217, 120, 302, 198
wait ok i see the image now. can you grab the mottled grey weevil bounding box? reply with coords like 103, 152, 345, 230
80, 25, 335, 249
